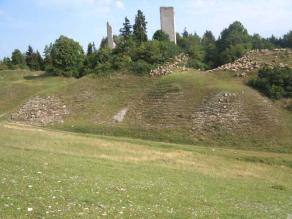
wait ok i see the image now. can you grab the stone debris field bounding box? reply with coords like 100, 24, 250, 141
11, 96, 69, 126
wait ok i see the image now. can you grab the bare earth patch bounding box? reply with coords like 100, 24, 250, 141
112, 108, 129, 123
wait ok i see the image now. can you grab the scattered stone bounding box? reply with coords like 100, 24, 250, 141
191, 90, 280, 135
192, 91, 249, 133
11, 96, 69, 126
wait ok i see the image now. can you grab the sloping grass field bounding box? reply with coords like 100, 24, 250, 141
0, 122, 292, 218
0, 67, 292, 218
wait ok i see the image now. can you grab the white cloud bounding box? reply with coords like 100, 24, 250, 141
115, 0, 125, 10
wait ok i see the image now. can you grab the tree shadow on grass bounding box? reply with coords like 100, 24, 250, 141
24, 72, 56, 80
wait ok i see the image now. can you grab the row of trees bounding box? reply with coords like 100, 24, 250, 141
178, 22, 292, 69
1, 9, 292, 77
0, 47, 44, 71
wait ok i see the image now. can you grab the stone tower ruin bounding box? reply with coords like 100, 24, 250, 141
160, 7, 176, 44
107, 22, 116, 49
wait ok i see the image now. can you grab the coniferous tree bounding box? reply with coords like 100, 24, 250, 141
120, 17, 132, 39
25, 46, 44, 70
87, 43, 94, 55
44, 43, 53, 67
202, 31, 217, 68
26, 45, 36, 70
84, 42, 98, 71
92, 42, 97, 52
283, 31, 292, 48
133, 10, 148, 43
36, 50, 44, 70
183, 28, 189, 38
99, 37, 108, 49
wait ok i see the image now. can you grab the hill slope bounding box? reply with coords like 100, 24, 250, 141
0, 66, 291, 152
1, 49, 292, 152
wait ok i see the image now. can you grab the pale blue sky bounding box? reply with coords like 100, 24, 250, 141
0, 0, 292, 58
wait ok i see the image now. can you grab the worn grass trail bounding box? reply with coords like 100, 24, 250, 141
0, 122, 291, 218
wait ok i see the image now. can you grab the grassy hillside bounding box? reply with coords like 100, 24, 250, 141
0, 70, 74, 117
0, 52, 292, 218
0, 68, 292, 152
0, 122, 292, 218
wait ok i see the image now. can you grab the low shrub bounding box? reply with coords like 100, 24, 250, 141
131, 60, 153, 75
248, 66, 292, 99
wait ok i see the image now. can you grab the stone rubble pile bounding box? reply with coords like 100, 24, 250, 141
11, 96, 69, 125
191, 92, 248, 133
191, 90, 281, 135
209, 56, 261, 73
209, 48, 292, 74
150, 54, 189, 77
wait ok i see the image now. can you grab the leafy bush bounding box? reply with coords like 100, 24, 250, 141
248, 66, 292, 99
159, 41, 180, 61
153, 30, 170, 41
94, 62, 113, 75
0, 62, 9, 70
178, 33, 204, 60
186, 59, 208, 70
131, 60, 153, 75
50, 36, 85, 77
11, 49, 27, 69
112, 54, 132, 70
216, 21, 252, 65
287, 103, 292, 111
111, 39, 179, 74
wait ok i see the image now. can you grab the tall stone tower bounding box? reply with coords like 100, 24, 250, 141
107, 22, 116, 49
160, 7, 176, 44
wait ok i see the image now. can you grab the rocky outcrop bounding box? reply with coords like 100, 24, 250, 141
11, 96, 69, 125
150, 54, 189, 77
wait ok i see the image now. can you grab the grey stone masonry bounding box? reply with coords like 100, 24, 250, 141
107, 22, 116, 49
160, 7, 176, 44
